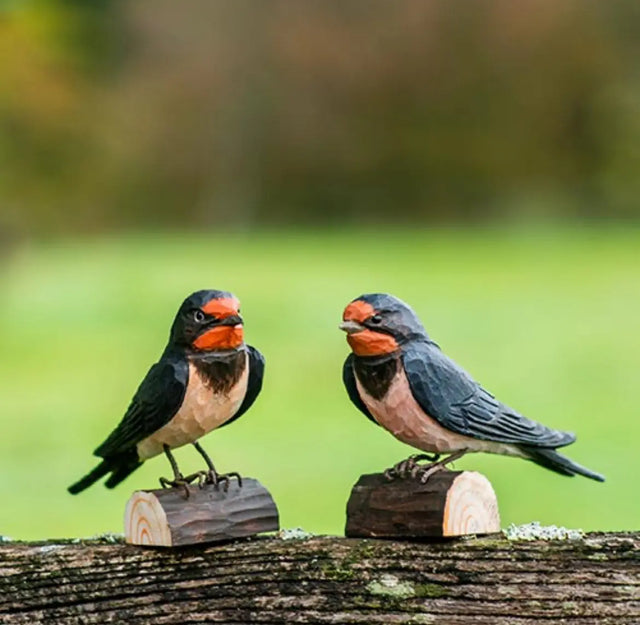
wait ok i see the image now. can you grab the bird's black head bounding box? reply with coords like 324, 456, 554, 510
339, 293, 428, 356
169, 289, 244, 352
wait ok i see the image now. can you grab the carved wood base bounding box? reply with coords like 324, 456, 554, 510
124, 478, 279, 547
345, 470, 500, 538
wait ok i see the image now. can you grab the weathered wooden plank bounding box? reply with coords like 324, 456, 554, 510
0, 533, 638, 624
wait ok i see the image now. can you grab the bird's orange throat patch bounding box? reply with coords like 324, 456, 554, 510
347, 330, 399, 357
193, 325, 244, 350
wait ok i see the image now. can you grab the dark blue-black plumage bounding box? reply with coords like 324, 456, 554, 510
68, 289, 265, 494
341, 293, 604, 481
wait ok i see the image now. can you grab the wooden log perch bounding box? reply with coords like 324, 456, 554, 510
124, 478, 279, 547
346, 470, 500, 538
1, 532, 639, 624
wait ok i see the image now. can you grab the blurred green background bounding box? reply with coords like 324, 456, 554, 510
0, 1, 638, 539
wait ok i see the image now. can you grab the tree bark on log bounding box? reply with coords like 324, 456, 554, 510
124, 479, 279, 546
346, 471, 501, 538
1, 532, 638, 624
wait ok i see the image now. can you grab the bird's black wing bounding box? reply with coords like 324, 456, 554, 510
402, 342, 575, 448
218, 345, 265, 429
342, 353, 378, 426
94, 355, 189, 458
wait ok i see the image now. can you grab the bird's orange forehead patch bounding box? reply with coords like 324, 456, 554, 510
347, 330, 399, 357
193, 325, 244, 351
201, 297, 240, 319
343, 300, 375, 323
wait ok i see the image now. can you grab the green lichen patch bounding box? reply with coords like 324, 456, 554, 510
414, 583, 448, 598
503, 522, 584, 541
406, 616, 437, 624
561, 601, 580, 615
321, 541, 378, 581
367, 573, 416, 598
278, 527, 314, 540
321, 561, 356, 581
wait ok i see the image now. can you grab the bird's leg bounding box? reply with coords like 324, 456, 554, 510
159, 445, 192, 498
410, 449, 469, 484
384, 453, 441, 480
187, 441, 243, 491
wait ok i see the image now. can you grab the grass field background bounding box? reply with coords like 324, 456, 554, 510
0, 226, 638, 540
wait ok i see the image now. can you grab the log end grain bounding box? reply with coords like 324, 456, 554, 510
345, 470, 500, 538
124, 477, 279, 547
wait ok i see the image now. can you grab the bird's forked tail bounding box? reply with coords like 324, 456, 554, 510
68, 459, 112, 494
522, 446, 605, 482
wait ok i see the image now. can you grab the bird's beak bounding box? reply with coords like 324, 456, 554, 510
219, 314, 243, 327
339, 320, 365, 334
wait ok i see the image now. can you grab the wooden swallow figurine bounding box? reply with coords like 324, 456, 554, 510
340, 293, 604, 482
69, 290, 265, 494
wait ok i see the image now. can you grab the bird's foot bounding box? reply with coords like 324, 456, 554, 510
189, 442, 241, 491
408, 449, 468, 484
384, 453, 441, 480
184, 469, 243, 491
209, 470, 243, 491
159, 473, 194, 498
410, 462, 447, 484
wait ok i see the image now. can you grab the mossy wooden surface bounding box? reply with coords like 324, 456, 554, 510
1, 533, 639, 624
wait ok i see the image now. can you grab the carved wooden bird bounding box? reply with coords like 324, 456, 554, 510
340, 293, 604, 482
69, 290, 265, 494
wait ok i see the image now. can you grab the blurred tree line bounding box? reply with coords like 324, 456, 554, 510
1, 0, 639, 237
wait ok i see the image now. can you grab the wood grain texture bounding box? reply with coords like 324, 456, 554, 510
346, 471, 500, 538
1, 533, 638, 624
124, 479, 279, 546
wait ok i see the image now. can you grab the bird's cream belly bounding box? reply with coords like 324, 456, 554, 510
136, 358, 248, 460
356, 368, 518, 456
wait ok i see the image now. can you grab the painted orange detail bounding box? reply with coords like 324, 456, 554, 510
201, 297, 240, 319
343, 300, 375, 323
347, 329, 399, 356
193, 325, 244, 350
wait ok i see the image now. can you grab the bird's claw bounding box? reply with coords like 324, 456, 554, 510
410, 463, 446, 484
209, 470, 242, 491
183, 469, 243, 491
180, 470, 209, 489
159, 474, 193, 498
384, 449, 468, 483
384, 453, 441, 481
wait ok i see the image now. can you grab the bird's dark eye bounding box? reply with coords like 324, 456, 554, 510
370, 314, 383, 325
193, 310, 205, 323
